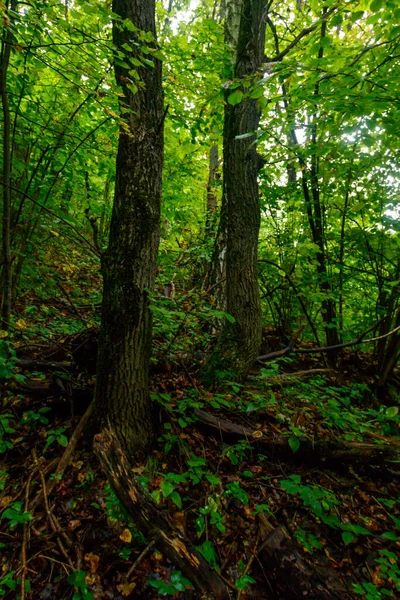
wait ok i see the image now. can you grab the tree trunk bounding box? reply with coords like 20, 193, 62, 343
0, 0, 16, 329
95, 0, 164, 459
203, 0, 265, 382
204, 0, 243, 310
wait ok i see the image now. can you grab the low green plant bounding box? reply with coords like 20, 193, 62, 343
196, 540, 219, 568
0, 414, 15, 454
0, 470, 7, 491
67, 570, 94, 600
148, 570, 192, 596
2, 501, 32, 529
235, 559, 256, 591
0, 340, 25, 384
353, 549, 400, 600
196, 495, 226, 535
224, 481, 248, 506
44, 427, 68, 452
21, 407, 51, 427
294, 528, 322, 552
0, 571, 16, 596
222, 440, 252, 466
280, 474, 372, 544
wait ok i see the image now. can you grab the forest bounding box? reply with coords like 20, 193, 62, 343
0, 0, 400, 598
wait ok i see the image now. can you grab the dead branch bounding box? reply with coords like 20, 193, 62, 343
94, 429, 230, 599
257, 321, 400, 363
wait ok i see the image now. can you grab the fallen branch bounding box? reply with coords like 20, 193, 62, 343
257, 321, 399, 363
94, 429, 230, 599
249, 368, 334, 385
194, 409, 400, 467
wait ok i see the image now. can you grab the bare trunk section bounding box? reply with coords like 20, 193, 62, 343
205, 0, 243, 310
206, 144, 219, 217
203, 0, 266, 382
95, 0, 164, 459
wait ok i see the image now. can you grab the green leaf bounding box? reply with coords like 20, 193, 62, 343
235, 574, 256, 591
58, 435, 68, 447
249, 87, 264, 99
196, 540, 218, 566
381, 531, 398, 541
342, 531, 355, 545
228, 89, 244, 105
385, 406, 398, 419
370, 0, 384, 11
206, 474, 221, 485
160, 480, 175, 499
341, 523, 371, 535
288, 437, 300, 453
170, 491, 182, 508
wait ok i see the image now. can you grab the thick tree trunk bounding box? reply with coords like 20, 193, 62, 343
95, 0, 164, 458
203, 0, 265, 382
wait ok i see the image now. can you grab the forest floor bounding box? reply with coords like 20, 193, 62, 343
1, 256, 400, 600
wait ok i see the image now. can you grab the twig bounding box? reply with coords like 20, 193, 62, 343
237, 531, 260, 600
20, 469, 36, 600
33, 451, 74, 566
31, 400, 94, 509
126, 540, 155, 579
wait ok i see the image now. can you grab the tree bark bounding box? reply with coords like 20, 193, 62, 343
95, 0, 164, 458
203, 0, 265, 382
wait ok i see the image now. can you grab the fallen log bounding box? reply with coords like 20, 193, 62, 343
194, 409, 400, 467
16, 359, 73, 371
257, 514, 344, 599
94, 429, 231, 599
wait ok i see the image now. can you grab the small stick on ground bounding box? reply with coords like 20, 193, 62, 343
20, 469, 36, 600
126, 540, 155, 580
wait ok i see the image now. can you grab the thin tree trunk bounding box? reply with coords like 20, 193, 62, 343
205, 0, 243, 311
203, 0, 266, 382
206, 144, 218, 219
95, 0, 164, 458
0, 0, 16, 328
309, 10, 339, 350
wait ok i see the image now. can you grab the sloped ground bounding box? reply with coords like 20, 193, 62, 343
1, 261, 399, 599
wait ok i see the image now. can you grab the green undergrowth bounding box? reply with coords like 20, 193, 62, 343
1, 318, 400, 598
